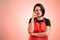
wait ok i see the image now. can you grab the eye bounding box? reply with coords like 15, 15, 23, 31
35, 9, 41, 11
36, 10, 38, 11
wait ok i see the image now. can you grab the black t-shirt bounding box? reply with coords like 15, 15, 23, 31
29, 17, 51, 26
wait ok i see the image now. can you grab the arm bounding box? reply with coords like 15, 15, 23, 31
31, 26, 51, 37
28, 18, 34, 34
28, 13, 36, 34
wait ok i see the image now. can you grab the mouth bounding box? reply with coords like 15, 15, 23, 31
37, 13, 40, 15
36, 14, 41, 16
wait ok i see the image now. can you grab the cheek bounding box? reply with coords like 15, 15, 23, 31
39, 11, 42, 13
39, 11, 42, 15
40, 13, 42, 16
34, 11, 38, 14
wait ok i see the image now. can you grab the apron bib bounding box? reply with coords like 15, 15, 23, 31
29, 18, 48, 40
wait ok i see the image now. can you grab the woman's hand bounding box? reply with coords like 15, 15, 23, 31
28, 12, 37, 34
32, 12, 37, 19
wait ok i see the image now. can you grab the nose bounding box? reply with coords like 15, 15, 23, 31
35, 10, 40, 14
37, 11, 40, 14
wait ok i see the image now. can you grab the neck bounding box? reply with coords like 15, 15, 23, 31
36, 16, 44, 20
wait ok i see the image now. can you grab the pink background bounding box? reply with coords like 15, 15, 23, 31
0, 0, 60, 40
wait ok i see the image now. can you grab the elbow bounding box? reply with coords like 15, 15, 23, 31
28, 31, 33, 34
45, 32, 50, 36
45, 34, 48, 37
28, 29, 34, 34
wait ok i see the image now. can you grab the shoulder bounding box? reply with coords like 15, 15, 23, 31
28, 17, 36, 23
44, 18, 50, 22
44, 17, 51, 26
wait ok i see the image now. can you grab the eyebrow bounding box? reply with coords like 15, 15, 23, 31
35, 9, 41, 11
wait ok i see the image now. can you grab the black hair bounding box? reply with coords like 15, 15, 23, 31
33, 3, 45, 16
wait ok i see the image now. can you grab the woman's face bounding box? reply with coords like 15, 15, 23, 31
34, 6, 42, 17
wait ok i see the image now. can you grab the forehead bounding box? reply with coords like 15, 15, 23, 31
35, 6, 41, 10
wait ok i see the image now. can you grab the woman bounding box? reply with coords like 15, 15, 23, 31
28, 3, 51, 40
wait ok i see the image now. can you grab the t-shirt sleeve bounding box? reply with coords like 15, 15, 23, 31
45, 19, 51, 26
29, 18, 32, 23
28, 17, 36, 24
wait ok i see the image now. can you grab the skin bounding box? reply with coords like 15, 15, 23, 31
28, 6, 51, 37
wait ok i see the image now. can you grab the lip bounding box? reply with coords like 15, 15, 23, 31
37, 12, 40, 14
37, 13, 40, 15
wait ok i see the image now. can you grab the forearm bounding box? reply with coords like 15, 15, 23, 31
31, 32, 48, 37
30, 26, 51, 37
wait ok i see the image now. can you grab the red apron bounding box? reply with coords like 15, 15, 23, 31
29, 19, 48, 40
